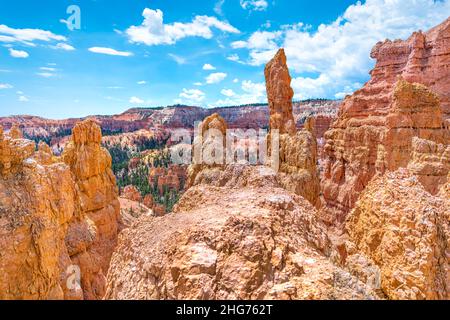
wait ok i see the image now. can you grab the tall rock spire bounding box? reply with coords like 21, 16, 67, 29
265, 48, 296, 135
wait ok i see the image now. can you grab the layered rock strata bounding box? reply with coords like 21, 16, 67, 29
0, 120, 120, 300
322, 18, 450, 222
344, 169, 449, 300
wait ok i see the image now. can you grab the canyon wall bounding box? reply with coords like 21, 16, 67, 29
0, 120, 120, 299
344, 169, 449, 300
322, 18, 450, 223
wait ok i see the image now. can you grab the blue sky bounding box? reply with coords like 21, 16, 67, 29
0, 0, 449, 119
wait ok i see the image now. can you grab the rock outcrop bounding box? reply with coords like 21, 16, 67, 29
187, 113, 228, 188
106, 166, 378, 300
62, 120, 120, 299
265, 49, 296, 136
122, 185, 142, 203
0, 120, 120, 300
266, 49, 320, 207
407, 137, 450, 195
322, 18, 450, 223
344, 169, 449, 300
0, 126, 79, 299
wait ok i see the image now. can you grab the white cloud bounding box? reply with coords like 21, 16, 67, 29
18, 96, 29, 102
126, 8, 240, 46
40, 67, 56, 72
240, 0, 268, 12
129, 96, 145, 104
88, 47, 133, 57
179, 88, 206, 103
51, 43, 75, 51
137, 80, 147, 85
233, 0, 450, 99
168, 53, 186, 65
36, 72, 55, 78
221, 89, 236, 97
206, 72, 227, 84
212, 80, 266, 107
232, 31, 281, 50
233, 78, 239, 83
230, 40, 247, 49
193, 82, 203, 86
203, 63, 216, 70
0, 25, 66, 45
227, 54, 244, 63
9, 48, 29, 58
0, 83, 13, 89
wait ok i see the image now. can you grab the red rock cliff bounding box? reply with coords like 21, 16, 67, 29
322, 18, 450, 224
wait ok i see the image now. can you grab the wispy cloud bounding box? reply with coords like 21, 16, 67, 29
40, 67, 56, 72
168, 53, 187, 65
88, 47, 133, 57
0, 24, 66, 45
0, 83, 13, 89
214, 0, 225, 16
36, 72, 55, 78
50, 43, 75, 51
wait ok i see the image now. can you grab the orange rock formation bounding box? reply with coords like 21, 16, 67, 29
266, 49, 320, 207
106, 166, 379, 300
322, 18, 450, 223
122, 185, 142, 202
344, 169, 449, 300
0, 120, 120, 300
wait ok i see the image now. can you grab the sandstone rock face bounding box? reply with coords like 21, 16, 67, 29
62, 120, 120, 299
143, 194, 154, 209
370, 18, 450, 118
265, 49, 296, 135
323, 32, 450, 223
106, 166, 379, 300
0, 136, 78, 299
277, 120, 320, 207
0, 121, 120, 299
265, 50, 320, 207
407, 137, 450, 194
187, 113, 228, 188
122, 185, 142, 203
0, 125, 36, 176
345, 169, 449, 300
